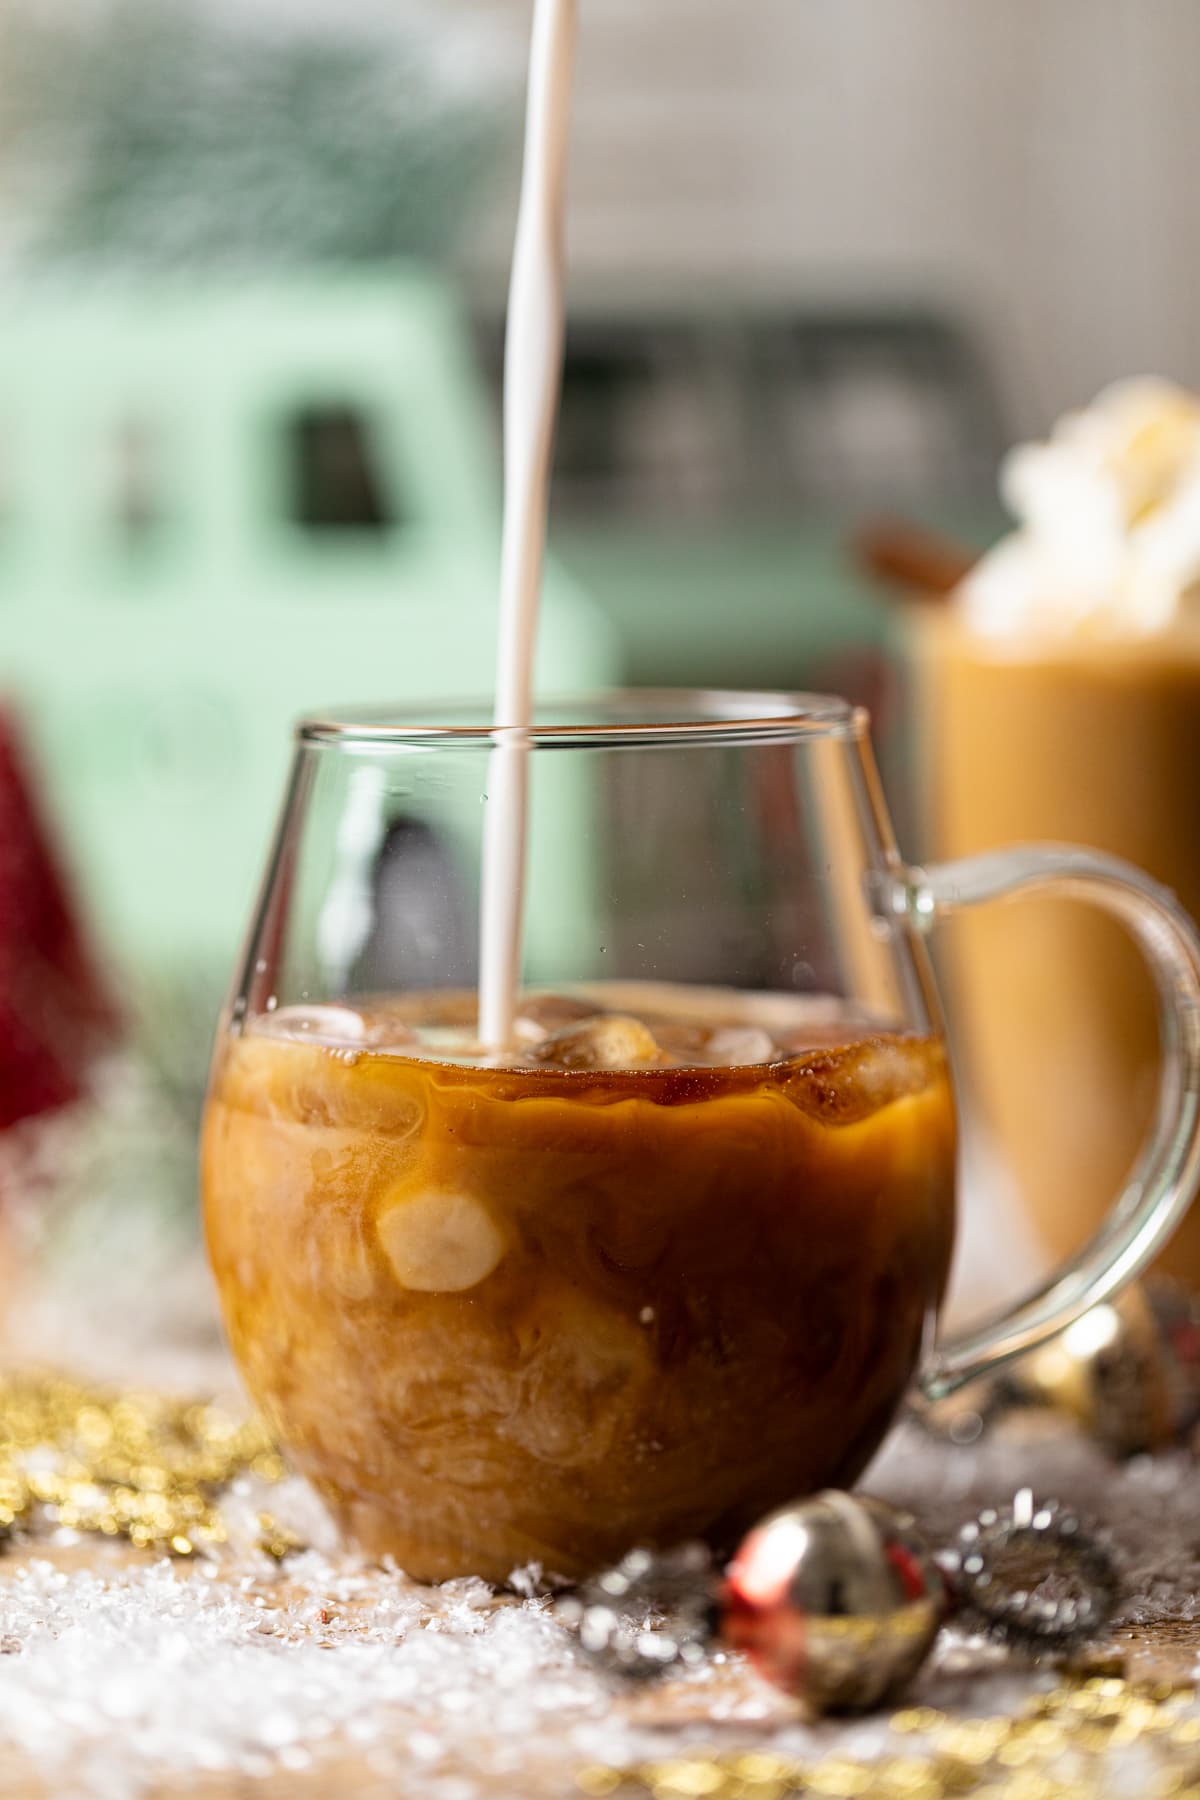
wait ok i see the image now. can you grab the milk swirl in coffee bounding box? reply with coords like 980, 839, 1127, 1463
203, 987, 955, 1580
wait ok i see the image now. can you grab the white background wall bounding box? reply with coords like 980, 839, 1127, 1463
469, 0, 1200, 437
8, 0, 1200, 439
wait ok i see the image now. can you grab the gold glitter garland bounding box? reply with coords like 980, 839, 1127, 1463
577, 1676, 1200, 1799
0, 1370, 285, 1555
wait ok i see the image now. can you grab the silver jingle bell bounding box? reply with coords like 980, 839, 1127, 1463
720, 1491, 946, 1714
946, 1488, 1119, 1652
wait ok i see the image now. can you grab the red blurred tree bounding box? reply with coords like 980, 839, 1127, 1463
0, 709, 118, 1128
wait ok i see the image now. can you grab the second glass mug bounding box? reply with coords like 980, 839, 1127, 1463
201, 691, 1200, 1583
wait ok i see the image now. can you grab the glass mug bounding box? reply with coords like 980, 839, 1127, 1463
201, 692, 1200, 1583
914, 612, 1200, 1288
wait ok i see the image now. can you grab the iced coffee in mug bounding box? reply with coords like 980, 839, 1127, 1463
202, 692, 1200, 1581
917, 381, 1200, 1287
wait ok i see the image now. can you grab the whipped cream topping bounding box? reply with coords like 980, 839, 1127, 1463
959, 378, 1200, 637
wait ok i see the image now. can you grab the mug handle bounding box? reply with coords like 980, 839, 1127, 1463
890, 844, 1200, 1401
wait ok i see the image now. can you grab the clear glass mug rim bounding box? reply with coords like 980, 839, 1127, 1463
297, 687, 869, 750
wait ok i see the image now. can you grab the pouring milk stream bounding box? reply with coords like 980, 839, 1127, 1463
478, 0, 578, 1050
